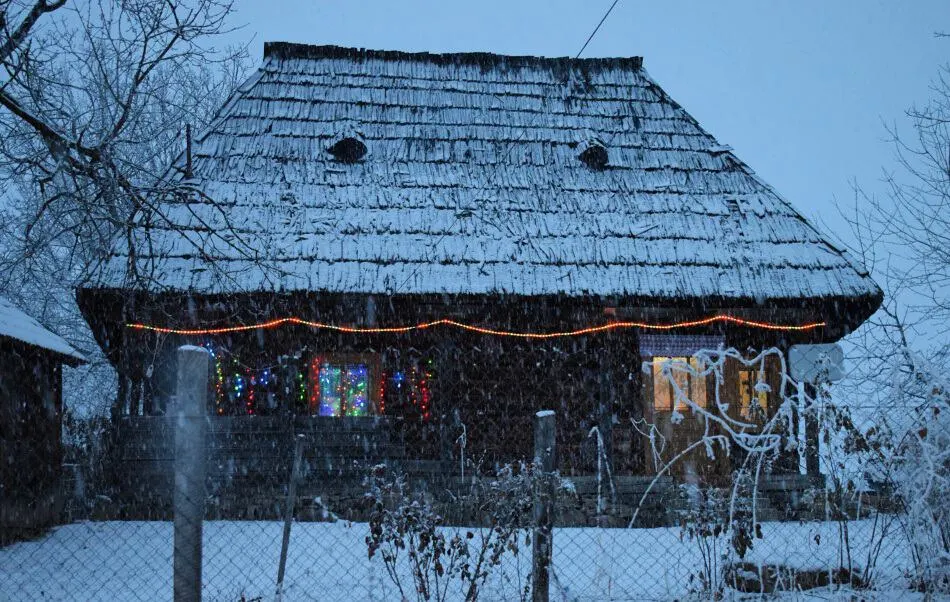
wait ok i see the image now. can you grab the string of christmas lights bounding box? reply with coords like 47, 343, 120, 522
377, 372, 387, 415
128, 314, 826, 338
389, 363, 432, 421
307, 357, 373, 417
205, 344, 227, 415
198, 344, 435, 422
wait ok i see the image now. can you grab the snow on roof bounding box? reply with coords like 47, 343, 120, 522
90, 43, 880, 304
0, 296, 85, 363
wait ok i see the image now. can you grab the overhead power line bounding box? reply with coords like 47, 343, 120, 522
576, 0, 622, 59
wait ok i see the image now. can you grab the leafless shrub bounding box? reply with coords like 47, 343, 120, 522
364, 462, 554, 602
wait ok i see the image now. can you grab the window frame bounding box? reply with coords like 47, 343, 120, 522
307, 352, 382, 417
651, 356, 708, 412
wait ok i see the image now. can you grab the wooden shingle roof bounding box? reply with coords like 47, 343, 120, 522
93, 43, 880, 305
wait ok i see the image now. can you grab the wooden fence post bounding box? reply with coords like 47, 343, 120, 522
532, 410, 556, 602
174, 345, 209, 602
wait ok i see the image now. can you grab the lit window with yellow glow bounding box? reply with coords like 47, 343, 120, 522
738, 369, 769, 419
652, 357, 707, 412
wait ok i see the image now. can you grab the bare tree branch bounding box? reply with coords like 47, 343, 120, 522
0, 0, 65, 64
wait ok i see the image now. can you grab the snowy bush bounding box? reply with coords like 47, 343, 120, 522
884, 351, 950, 592
363, 462, 544, 601
638, 346, 916, 592
834, 316, 950, 593
677, 484, 761, 597
841, 54, 950, 595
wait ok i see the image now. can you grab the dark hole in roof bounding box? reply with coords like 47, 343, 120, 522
328, 137, 367, 163
578, 143, 608, 170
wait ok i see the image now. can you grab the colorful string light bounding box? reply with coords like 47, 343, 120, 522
308, 356, 322, 415
245, 368, 255, 415
345, 365, 370, 417
309, 359, 371, 417
418, 362, 432, 421
297, 371, 306, 410
318, 363, 343, 417
378, 371, 387, 415
127, 314, 826, 338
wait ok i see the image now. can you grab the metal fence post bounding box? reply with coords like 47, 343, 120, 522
174, 345, 209, 602
802, 381, 821, 477
275, 434, 306, 601
532, 410, 556, 602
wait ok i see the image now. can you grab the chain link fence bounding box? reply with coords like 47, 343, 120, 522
1, 338, 947, 601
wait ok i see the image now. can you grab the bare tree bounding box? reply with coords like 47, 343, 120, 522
0, 0, 247, 294
843, 47, 950, 331
0, 0, 248, 416
837, 47, 950, 593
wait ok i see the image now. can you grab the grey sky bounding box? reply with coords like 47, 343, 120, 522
226, 0, 947, 239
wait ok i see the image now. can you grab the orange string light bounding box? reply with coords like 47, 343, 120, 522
125, 314, 826, 338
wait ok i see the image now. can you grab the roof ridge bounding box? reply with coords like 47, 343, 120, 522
263, 42, 643, 70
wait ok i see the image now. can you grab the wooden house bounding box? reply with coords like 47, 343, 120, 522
76, 44, 881, 517
0, 297, 85, 541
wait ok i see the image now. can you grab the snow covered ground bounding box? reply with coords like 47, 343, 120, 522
0, 519, 932, 601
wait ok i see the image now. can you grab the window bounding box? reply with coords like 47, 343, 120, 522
652, 357, 707, 412
308, 355, 379, 417
738, 368, 769, 419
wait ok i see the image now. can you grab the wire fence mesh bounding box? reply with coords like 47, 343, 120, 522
1, 337, 947, 601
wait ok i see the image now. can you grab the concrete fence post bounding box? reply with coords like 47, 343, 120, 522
174, 345, 209, 602
532, 410, 556, 602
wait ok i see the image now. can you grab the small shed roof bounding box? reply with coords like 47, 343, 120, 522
89, 43, 880, 306
0, 297, 85, 364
